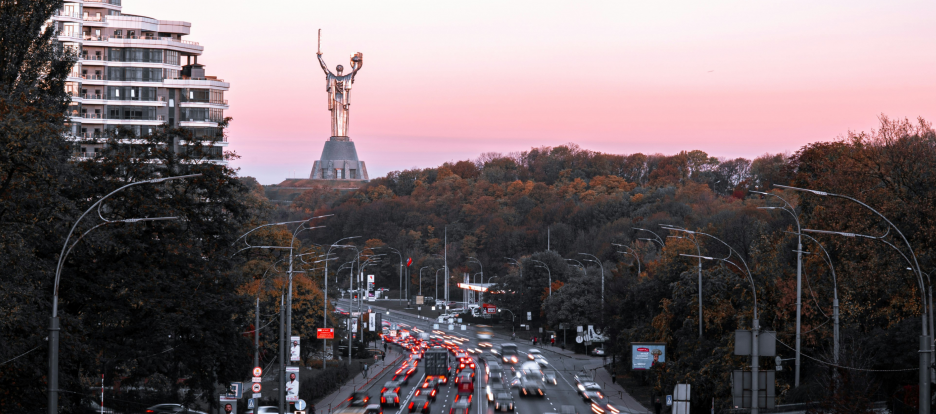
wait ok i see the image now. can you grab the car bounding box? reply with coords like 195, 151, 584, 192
573, 370, 594, 385
543, 369, 558, 385
493, 391, 515, 412
591, 347, 606, 356
533, 354, 549, 366
244, 408, 277, 414
582, 389, 605, 403
449, 395, 472, 414
414, 387, 438, 401
528, 348, 543, 360
377, 288, 390, 292
380, 381, 402, 394
486, 380, 510, 402
518, 372, 545, 397
408, 395, 431, 414
146, 404, 207, 414
380, 391, 400, 408
348, 391, 371, 406
421, 377, 441, 391
590, 400, 620, 414
577, 381, 602, 397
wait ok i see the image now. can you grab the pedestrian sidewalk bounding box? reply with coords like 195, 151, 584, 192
314, 345, 404, 414
584, 362, 650, 414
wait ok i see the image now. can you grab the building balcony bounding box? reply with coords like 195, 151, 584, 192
79, 95, 167, 106
164, 77, 229, 90
52, 11, 82, 20
83, 0, 122, 8
79, 114, 166, 123
179, 120, 219, 128
180, 99, 229, 108
81, 35, 203, 53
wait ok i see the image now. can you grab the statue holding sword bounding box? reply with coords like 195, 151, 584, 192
316, 29, 363, 138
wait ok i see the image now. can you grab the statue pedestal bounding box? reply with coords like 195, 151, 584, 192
310, 136, 368, 180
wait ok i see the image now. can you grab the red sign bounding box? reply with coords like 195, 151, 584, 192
317, 328, 335, 339
637, 347, 650, 352
407, 257, 413, 267
252, 383, 262, 393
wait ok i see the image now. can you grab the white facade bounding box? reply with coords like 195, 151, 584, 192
51, 0, 230, 163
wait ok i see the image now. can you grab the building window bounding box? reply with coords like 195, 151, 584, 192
335, 169, 343, 179
349, 169, 357, 179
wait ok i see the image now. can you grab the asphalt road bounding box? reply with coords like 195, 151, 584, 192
335, 299, 616, 414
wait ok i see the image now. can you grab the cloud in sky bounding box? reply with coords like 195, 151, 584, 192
129, 0, 936, 184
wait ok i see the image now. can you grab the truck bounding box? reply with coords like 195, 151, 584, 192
423, 346, 450, 376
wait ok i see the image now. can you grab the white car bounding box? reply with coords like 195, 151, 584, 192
528, 348, 543, 360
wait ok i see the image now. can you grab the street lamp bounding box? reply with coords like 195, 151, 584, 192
612, 243, 641, 275
530, 259, 552, 297
660, 225, 705, 339
435, 268, 444, 306
380, 246, 405, 305
677, 231, 760, 414
48, 174, 198, 414
566, 259, 586, 275
499, 308, 516, 334
795, 232, 839, 364
419, 266, 430, 296
633, 227, 666, 248
578, 253, 604, 322
468, 257, 484, 303
752, 190, 805, 387
777, 183, 932, 414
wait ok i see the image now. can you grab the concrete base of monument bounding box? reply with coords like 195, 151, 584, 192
310, 136, 368, 180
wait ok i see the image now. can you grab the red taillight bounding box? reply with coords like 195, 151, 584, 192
409, 402, 415, 410
395, 397, 399, 403
146, 411, 155, 414
431, 389, 437, 397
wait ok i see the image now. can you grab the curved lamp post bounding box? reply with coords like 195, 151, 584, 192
578, 253, 604, 323
566, 259, 586, 275
612, 243, 641, 275
752, 190, 805, 387
530, 259, 552, 297
794, 232, 839, 364
380, 246, 404, 305
633, 227, 666, 248
661, 225, 705, 338
48, 173, 198, 414
777, 183, 931, 414
677, 230, 760, 414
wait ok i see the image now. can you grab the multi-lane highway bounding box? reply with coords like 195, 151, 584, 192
334, 299, 631, 414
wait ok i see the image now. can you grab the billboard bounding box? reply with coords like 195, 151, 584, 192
316, 328, 334, 339
285, 366, 300, 401
631, 342, 666, 370
290, 336, 300, 361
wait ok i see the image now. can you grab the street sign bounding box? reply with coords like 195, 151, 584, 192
576, 336, 583, 343
225, 382, 243, 399
369, 313, 376, 332
731, 370, 776, 409
734, 330, 777, 357
666, 395, 673, 406
252, 377, 261, 383
251, 383, 261, 393
416, 296, 424, 305
526, 312, 531, 320
316, 328, 335, 339
577, 325, 583, 333
253, 393, 261, 399
247, 399, 255, 410
295, 399, 307, 410
253, 367, 263, 377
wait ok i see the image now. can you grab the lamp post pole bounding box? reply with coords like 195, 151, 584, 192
678, 230, 759, 414
753, 190, 804, 387
777, 184, 931, 414
660, 226, 705, 338
48, 173, 197, 414
419, 266, 429, 296
499, 309, 516, 334
382, 247, 404, 305
468, 257, 483, 304
796, 233, 839, 364
578, 253, 604, 323
322, 237, 360, 373
530, 259, 552, 297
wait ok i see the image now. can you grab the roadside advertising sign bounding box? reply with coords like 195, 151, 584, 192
631, 342, 666, 370
316, 328, 335, 339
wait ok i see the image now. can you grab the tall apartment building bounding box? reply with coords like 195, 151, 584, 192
51, 0, 229, 163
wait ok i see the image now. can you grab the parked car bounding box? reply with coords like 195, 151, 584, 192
591, 347, 606, 356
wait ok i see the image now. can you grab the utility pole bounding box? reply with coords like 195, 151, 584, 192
444, 227, 448, 305
278, 296, 285, 414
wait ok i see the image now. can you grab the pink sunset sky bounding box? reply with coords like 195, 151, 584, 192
130, 1, 936, 184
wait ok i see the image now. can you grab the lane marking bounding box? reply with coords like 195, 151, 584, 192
394, 373, 425, 414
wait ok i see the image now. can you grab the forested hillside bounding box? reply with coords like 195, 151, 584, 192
271, 116, 936, 411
